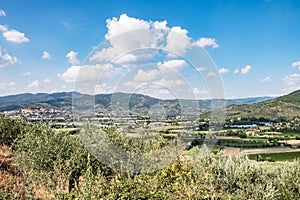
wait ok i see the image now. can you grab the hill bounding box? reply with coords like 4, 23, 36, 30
205, 90, 300, 121
0, 92, 274, 115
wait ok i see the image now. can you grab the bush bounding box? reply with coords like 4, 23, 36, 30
0, 114, 27, 146
14, 123, 108, 195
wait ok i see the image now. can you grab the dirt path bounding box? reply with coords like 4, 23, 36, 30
222, 147, 241, 158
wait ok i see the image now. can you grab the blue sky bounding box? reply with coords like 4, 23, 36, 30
0, 0, 300, 99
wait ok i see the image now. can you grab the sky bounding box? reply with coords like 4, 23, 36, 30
0, 0, 300, 99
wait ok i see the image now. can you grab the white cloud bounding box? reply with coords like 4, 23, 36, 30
282, 73, 300, 86
58, 64, 113, 83
0, 82, 16, 90
292, 61, 300, 70
0, 25, 8, 32
233, 69, 239, 74
218, 67, 229, 74
58, 65, 81, 82
105, 14, 150, 40
193, 37, 219, 48
156, 78, 185, 88
0, 10, 6, 17
159, 89, 171, 95
44, 78, 51, 83
26, 80, 40, 89
21, 72, 31, 76
90, 14, 218, 64
113, 52, 154, 65
282, 73, 300, 93
66, 51, 79, 65
196, 67, 207, 72
152, 20, 168, 30
0, 48, 18, 67
157, 59, 188, 72
261, 76, 271, 82
95, 83, 112, 94
207, 72, 216, 76
2, 29, 29, 43
59, 14, 220, 98
165, 26, 191, 55
241, 65, 251, 74
193, 88, 208, 95
134, 69, 160, 82
42, 51, 51, 59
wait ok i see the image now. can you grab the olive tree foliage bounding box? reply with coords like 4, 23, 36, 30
79, 123, 184, 175
0, 113, 27, 146
14, 123, 109, 192
2, 116, 300, 199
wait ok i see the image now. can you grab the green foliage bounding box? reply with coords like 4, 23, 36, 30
14, 123, 108, 193
1, 119, 300, 199
248, 152, 300, 162
0, 114, 27, 146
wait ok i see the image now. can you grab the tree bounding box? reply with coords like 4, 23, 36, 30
0, 114, 27, 146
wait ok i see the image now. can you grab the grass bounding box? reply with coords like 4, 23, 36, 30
248, 151, 300, 161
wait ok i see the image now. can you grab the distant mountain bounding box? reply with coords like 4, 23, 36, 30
0, 92, 275, 115
202, 90, 300, 121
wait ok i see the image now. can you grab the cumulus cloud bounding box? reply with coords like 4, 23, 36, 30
0, 25, 8, 32
94, 83, 112, 94
207, 72, 216, 76
89, 14, 218, 64
0, 22, 29, 44
282, 73, 300, 86
292, 61, 300, 70
26, 80, 40, 89
21, 72, 31, 76
261, 76, 271, 82
193, 37, 219, 48
241, 65, 251, 74
0, 82, 16, 90
0, 48, 18, 67
113, 51, 155, 66
58, 64, 114, 83
156, 78, 185, 88
233, 69, 239, 74
218, 67, 229, 74
44, 78, 50, 83
0, 10, 6, 17
165, 26, 191, 55
157, 59, 188, 72
196, 67, 207, 72
58, 66, 82, 82
134, 69, 160, 82
60, 14, 220, 99
105, 14, 150, 40
42, 51, 51, 59
66, 51, 79, 65
193, 88, 208, 95
282, 73, 300, 93
2, 29, 29, 43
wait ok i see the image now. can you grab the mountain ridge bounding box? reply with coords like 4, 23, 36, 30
203, 89, 300, 121
0, 91, 276, 114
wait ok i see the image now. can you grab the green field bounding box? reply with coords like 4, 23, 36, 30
248, 151, 300, 161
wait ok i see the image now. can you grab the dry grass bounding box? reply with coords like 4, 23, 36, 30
0, 145, 26, 198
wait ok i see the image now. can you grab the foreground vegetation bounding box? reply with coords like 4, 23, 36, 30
1, 114, 300, 199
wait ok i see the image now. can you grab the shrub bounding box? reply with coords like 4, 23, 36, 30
0, 114, 27, 146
